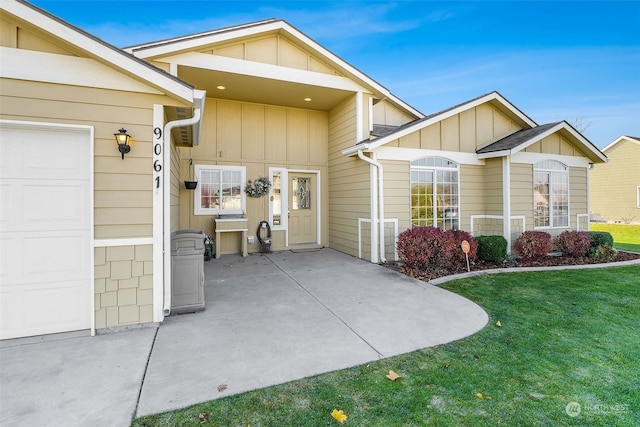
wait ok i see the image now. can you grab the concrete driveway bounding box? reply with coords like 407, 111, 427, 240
1, 248, 488, 426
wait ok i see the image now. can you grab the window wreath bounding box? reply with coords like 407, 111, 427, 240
245, 176, 272, 198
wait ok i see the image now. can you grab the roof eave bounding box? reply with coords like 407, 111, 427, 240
6, 0, 196, 104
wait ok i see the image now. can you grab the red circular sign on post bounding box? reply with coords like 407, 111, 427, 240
461, 240, 470, 254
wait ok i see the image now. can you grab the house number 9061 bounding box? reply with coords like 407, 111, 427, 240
153, 127, 163, 189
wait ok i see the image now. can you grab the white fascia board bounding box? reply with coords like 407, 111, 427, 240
601, 135, 640, 154
356, 92, 537, 154
375, 146, 485, 165
126, 20, 285, 58
0, 46, 165, 94
2, 0, 195, 104
511, 151, 592, 168
164, 52, 367, 92
557, 121, 608, 163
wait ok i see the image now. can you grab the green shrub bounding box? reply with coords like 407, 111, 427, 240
589, 231, 614, 248
476, 235, 508, 262
514, 231, 552, 259
553, 231, 591, 257
593, 244, 618, 262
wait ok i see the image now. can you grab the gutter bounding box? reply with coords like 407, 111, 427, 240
357, 150, 387, 263
162, 91, 206, 316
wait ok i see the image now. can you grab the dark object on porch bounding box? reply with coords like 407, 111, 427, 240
257, 221, 272, 253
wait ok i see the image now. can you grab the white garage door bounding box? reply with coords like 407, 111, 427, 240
0, 121, 92, 340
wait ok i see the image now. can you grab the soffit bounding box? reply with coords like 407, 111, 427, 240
178, 65, 353, 111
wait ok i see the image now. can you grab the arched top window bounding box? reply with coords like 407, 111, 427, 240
411, 157, 459, 169
534, 160, 569, 228
410, 157, 459, 230
534, 160, 567, 171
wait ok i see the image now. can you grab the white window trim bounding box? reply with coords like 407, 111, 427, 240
410, 157, 461, 229
193, 164, 246, 215
533, 161, 570, 229
637, 186, 640, 208
268, 167, 288, 230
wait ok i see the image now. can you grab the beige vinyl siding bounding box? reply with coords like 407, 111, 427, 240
510, 163, 534, 220
381, 160, 410, 232
179, 97, 329, 253
590, 140, 640, 224
207, 34, 342, 76
460, 164, 485, 231
484, 158, 503, 215
0, 78, 189, 239
329, 95, 370, 257
569, 167, 588, 227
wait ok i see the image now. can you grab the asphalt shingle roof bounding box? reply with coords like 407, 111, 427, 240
476, 122, 562, 154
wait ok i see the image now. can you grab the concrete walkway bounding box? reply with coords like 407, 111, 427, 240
1, 248, 488, 426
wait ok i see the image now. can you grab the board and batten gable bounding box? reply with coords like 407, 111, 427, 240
199, 33, 344, 77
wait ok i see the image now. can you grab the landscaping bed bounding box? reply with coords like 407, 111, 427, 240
397, 250, 640, 282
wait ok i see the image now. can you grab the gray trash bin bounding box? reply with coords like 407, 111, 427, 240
170, 230, 205, 314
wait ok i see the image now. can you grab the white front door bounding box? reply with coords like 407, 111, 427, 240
0, 121, 92, 339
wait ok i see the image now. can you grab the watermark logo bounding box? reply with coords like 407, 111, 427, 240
565, 401, 630, 417
566, 402, 581, 417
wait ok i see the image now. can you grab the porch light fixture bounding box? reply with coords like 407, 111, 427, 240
304, 97, 312, 102
114, 128, 132, 159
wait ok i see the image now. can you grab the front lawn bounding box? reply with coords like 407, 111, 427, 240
132, 266, 639, 426
590, 223, 640, 252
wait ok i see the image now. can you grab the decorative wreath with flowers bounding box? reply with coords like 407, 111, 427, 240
245, 176, 272, 198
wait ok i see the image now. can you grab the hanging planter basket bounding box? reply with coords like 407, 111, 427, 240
184, 158, 197, 190
184, 180, 198, 190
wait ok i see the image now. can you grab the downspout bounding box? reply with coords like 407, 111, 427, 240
162, 104, 203, 316
357, 150, 387, 263
502, 156, 512, 250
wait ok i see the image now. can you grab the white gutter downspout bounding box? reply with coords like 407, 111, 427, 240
162, 97, 204, 316
503, 156, 512, 250
357, 150, 387, 263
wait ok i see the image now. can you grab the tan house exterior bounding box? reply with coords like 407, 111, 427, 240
0, 0, 607, 339
590, 136, 640, 224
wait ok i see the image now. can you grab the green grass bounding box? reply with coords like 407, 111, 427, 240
590, 223, 640, 252
132, 266, 640, 426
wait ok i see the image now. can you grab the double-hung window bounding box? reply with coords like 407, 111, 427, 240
194, 164, 246, 215
534, 160, 568, 228
410, 157, 459, 230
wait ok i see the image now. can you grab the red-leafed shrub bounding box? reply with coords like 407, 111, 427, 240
397, 226, 477, 273
553, 231, 592, 257
513, 231, 552, 259
443, 229, 478, 267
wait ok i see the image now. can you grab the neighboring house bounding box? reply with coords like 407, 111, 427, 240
590, 136, 640, 224
0, 0, 607, 339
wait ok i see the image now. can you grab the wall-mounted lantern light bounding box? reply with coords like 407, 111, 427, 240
114, 128, 132, 159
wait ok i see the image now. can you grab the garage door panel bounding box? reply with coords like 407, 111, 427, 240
23, 182, 91, 229
0, 126, 90, 180
0, 121, 92, 340
1, 282, 89, 339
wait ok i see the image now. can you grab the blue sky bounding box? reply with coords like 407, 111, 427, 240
31, 0, 640, 149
